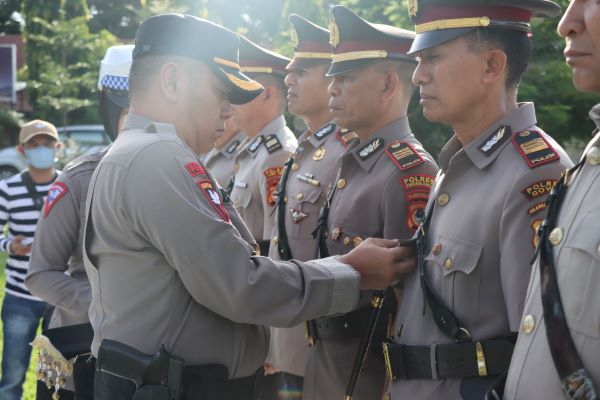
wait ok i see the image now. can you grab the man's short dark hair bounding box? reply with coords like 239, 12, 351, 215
466, 28, 532, 88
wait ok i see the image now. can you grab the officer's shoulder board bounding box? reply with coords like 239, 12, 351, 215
263, 134, 283, 154
314, 123, 336, 141
385, 140, 425, 171
511, 130, 560, 168
336, 128, 358, 147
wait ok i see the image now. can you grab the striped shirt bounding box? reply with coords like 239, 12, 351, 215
0, 172, 59, 300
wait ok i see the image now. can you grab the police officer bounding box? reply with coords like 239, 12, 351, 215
229, 36, 297, 255
383, 1, 573, 399
264, 14, 356, 399
82, 14, 416, 400
201, 117, 245, 187
303, 6, 439, 400
503, 1, 600, 398
25, 44, 133, 400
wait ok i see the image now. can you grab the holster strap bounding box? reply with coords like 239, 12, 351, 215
383, 339, 514, 381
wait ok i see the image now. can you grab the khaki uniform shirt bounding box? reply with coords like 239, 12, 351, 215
230, 116, 297, 243
202, 131, 245, 187
266, 121, 357, 377
387, 103, 573, 400
26, 150, 106, 328
304, 118, 439, 400
83, 113, 361, 379
503, 105, 600, 399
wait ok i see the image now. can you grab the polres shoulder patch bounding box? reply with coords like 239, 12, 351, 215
197, 180, 230, 222
263, 135, 283, 154
512, 130, 560, 168
386, 141, 425, 170
264, 167, 284, 206
336, 129, 358, 147
522, 179, 557, 201
479, 125, 511, 155
314, 123, 336, 140
44, 182, 69, 217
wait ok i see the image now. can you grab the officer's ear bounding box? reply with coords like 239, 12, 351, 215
482, 49, 508, 86
159, 62, 181, 103
381, 70, 400, 103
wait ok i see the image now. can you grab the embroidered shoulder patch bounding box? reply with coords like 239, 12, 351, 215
197, 180, 230, 222
336, 129, 358, 147
185, 162, 206, 177
407, 201, 427, 232
314, 123, 336, 140
386, 141, 425, 170
512, 130, 560, 168
479, 125, 511, 155
264, 167, 284, 206
522, 179, 557, 201
248, 135, 263, 153
357, 137, 384, 161
226, 140, 241, 154
44, 182, 69, 217
528, 202, 548, 217
400, 174, 434, 202
531, 219, 543, 248
263, 135, 283, 154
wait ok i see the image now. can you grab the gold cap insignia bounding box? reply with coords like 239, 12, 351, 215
329, 17, 340, 48
291, 24, 299, 49
407, 0, 420, 22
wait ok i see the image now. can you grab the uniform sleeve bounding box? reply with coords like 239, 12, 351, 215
26, 174, 92, 313
259, 150, 292, 241
0, 181, 11, 253
122, 144, 360, 327
499, 159, 572, 330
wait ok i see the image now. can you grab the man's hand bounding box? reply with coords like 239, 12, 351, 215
340, 238, 416, 290
263, 363, 281, 375
9, 235, 32, 256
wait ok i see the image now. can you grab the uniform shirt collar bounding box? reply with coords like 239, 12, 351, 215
122, 113, 178, 137
217, 131, 246, 160
440, 102, 537, 171
349, 117, 412, 173
241, 115, 287, 159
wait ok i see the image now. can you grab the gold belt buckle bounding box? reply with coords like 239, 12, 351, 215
382, 342, 396, 381
476, 342, 488, 377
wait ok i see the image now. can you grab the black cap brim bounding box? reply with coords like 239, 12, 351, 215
105, 90, 130, 108
408, 28, 475, 55
213, 66, 264, 105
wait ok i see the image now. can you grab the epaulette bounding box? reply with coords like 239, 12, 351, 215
478, 125, 511, 156
385, 141, 425, 170
226, 140, 241, 155
247, 135, 263, 154
63, 149, 106, 174
314, 123, 336, 141
357, 137, 384, 161
336, 128, 358, 147
512, 130, 560, 168
263, 134, 283, 154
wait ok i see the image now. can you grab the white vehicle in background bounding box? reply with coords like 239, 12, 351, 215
0, 124, 110, 180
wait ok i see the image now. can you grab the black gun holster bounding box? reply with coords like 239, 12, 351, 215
96, 339, 184, 400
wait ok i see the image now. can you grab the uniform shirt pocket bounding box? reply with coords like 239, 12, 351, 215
561, 209, 600, 339
425, 235, 483, 324
233, 188, 253, 211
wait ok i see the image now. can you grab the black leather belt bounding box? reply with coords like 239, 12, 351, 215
382, 339, 514, 381
305, 306, 391, 345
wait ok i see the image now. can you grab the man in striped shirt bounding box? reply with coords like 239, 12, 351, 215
0, 120, 60, 400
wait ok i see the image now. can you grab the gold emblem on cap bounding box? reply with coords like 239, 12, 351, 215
407, 0, 419, 19
291, 24, 299, 49
329, 17, 340, 48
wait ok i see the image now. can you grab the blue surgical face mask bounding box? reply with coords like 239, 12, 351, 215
24, 146, 57, 169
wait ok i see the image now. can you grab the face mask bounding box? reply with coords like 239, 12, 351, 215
24, 146, 57, 169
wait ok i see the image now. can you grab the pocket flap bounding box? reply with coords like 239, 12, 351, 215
425, 235, 483, 277
564, 210, 600, 262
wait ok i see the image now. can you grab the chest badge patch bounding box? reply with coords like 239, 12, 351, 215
386, 141, 425, 170
512, 130, 560, 168
197, 180, 230, 222
358, 138, 384, 161
479, 125, 511, 155
289, 208, 308, 224
44, 182, 69, 217
313, 146, 326, 161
